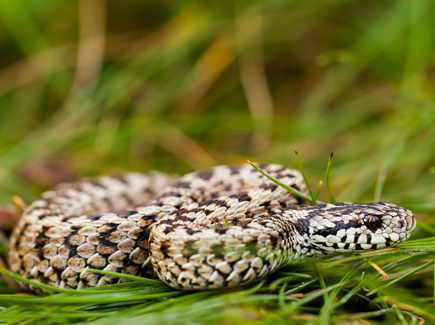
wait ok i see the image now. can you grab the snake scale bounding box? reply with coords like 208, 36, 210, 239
8, 164, 416, 293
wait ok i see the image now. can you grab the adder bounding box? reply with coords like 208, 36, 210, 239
8, 163, 416, 293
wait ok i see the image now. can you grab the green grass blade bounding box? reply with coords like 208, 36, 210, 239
373, 137, 406, 202
367, 259, 434, 296
248, 160, 317, 204
0, 268, 70, 294
281, 282, 346, 314
313, 180, 323, 201
392, 304, 408, 325
294, 151, 315, 201
284, 278, 318, 295
224, 217, 230, 227
312, 263, 328, 302
83, 269, 165, 286
325, 152, 336, 203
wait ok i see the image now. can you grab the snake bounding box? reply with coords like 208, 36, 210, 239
7, 163, 416, 293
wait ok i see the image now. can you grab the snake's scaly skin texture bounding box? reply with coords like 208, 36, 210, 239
8, 164, 416, 293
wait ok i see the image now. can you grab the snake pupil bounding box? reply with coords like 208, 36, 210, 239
364, 215, 382, 229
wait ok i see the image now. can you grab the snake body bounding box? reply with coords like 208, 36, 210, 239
8, 164, 416, 292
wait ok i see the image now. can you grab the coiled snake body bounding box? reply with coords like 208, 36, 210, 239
8, 164, 416, 293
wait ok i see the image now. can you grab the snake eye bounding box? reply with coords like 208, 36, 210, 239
363, 215, 382, 229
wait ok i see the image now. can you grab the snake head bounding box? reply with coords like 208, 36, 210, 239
292, 202, 416, 256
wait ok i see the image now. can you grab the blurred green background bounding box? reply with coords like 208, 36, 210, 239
0, 0, 435, 217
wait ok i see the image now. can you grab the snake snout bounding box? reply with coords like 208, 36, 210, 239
406, 213, 417, 232
379, 204, 415, 246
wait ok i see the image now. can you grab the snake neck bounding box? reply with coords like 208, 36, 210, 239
250, 213, 311, 264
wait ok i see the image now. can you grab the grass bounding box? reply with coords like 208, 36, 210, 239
1, 0, 435, 324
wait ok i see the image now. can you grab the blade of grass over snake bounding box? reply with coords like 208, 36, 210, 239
83, 269, 166, 286
224, 216, 230, 227
0, 268, 70, 294
248, 160, 317, 204
294, 151, 315, 201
